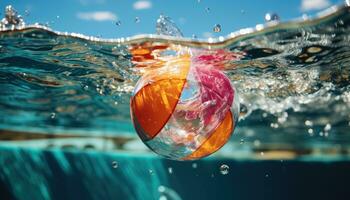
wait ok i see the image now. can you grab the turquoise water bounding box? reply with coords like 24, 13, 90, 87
0, 4, 350, 200
1, 5, 350, 156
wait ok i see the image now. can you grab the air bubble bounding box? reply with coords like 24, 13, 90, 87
159, 196, 167, 200
254, 140, 261, 147
192, 163, 198, 169
219, 164, 229, 175
112, 161, 118, 168
305, 120, 313, 126
240, 139, 245, 144
115, 20, 121, 26
324, 123, 331, 131
308, 128, 314, 135
50, 112, 56, 119
168, 167, 173, 174
135, 17, 140, 23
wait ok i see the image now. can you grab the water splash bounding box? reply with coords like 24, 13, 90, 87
156, 14, 183, 37
0, 4, 350, 157
0, 5, 25, 30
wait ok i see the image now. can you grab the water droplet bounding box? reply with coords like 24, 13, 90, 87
265, 13, 279, 22
192, 163, 198, 169
265, 173, 269, 178
112, 161, 118, 168
115, 20, 121, 26
260, 152, 265, 156
149, 169, 154, 175
241, 9, 245, 14
24, 10, 30, 16
213, 24, 221, 33
135, 17, 140, 23
114, 101, 118, 105
205, 7, 210, 13
168, 167, 173, 174
197, 0, 201, 3
240, 139, 245, 144
83, 85, 89, 90
158, 185, 165, 192
220, 164, 229, 175
192, 34, 197, 39
56, 16, 60, 19
50, 112, 56, 119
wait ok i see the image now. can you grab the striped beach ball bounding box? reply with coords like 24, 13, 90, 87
130, 54, 239, 160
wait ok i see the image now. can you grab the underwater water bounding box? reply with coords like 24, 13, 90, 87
0, 3, 350, 200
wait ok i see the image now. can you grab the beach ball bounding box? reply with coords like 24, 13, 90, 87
130, 54, 239, 160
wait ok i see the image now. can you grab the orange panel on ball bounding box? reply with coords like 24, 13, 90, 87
184, 111, 234, 160
131, 58, 190, 140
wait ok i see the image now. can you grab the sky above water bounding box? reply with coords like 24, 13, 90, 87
0, 0, 344, 38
